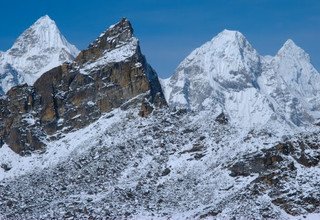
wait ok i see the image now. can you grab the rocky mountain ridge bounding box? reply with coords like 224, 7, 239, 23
0, 18, 165, 154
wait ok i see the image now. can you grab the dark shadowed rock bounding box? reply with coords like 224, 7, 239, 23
215, 112, 228, 125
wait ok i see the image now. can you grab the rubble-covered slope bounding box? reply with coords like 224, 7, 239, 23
0, 105, 319, 219
0, 15, 79, 94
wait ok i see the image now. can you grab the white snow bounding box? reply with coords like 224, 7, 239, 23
0, 15, 80, 94
163, 29, 320, 130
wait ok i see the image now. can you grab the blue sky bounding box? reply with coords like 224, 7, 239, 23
0, 0, 319, 78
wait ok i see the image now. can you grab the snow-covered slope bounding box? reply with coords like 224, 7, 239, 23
163, 30, 274, 128
163, 30, 320, 129
259, 40, 320, 126
1, 105, 319, 219
0, 15, 79, 94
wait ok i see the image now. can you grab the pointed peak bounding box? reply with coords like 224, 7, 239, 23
216, 29, 246, 40
33, 15, 56, 27
206, 29, 255, 54
104, 17, 133, 39
108, 18, 132, 29
210, 29, 250, 47
8, 14, 79, 59
88, 18, 135, 49
277, 39, 309, 60
75, 18, 138, 65
38, 15, 52, 21
281, 39, 301, 51
220, 29, 243, 36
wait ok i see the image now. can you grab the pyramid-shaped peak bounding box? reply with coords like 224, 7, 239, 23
8, 15, 79, 59
280, 39, 302, 51
33, 15, 56, 27
215, 29, 247, 41
220, 29, 244, 36
277, 39, 309, 60
9, 15, 64, 52
204, 29, 256, 55
209, 29, 253, 50
283, 39, 296, 46
37, 15, 53, 22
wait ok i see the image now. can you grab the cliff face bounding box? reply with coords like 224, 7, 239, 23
0, 18, 166, 154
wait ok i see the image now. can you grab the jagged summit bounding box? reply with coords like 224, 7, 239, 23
91, 18, 133, 49
75, 18, 137, 66
0, 15, 80, 94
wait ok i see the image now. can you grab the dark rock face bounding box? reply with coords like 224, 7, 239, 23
215, 112, 228, 125
0, 18, 166, 154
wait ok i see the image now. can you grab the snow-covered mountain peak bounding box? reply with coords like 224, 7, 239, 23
277, 39, 310, 61
9, 15, 79, 57
161, 29, 270, 128
177, 29, 260, 78
33, 15, 55, 27
215, 29, 246, 42
259, 38, 320, 126
209, 29, 255, 52
0, 15, 80, 94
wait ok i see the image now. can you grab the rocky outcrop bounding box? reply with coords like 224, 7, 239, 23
229, 134, 320, 216
0, 18, 166, 154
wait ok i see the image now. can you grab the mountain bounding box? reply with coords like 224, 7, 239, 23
162, 30, 320, 129
0, 23, 320, 220
259, 40, 320, 126
0, 18, 165, 154
0, 15, 79, 95
162, 30, 275, 128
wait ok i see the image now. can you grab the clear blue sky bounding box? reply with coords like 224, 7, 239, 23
0, 0, 319, 78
